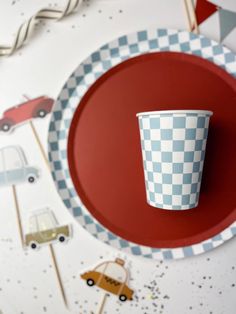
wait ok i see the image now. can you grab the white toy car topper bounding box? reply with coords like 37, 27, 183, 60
0, 146, 39, 186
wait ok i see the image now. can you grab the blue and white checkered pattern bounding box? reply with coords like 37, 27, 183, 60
138, 112, 211, 210
48, 28, 236, 259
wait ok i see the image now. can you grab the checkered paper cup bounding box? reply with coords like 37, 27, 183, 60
137, 110, 213, 210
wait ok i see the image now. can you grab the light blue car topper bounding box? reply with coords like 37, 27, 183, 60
0, 146, 39, 186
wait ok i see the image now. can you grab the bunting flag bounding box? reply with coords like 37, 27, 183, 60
195, 0, 218, 25
219, 8, 236, 41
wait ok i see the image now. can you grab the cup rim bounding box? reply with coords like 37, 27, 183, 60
136, 109, 213, 117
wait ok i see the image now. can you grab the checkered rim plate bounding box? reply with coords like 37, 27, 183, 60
48, 28, 236, 259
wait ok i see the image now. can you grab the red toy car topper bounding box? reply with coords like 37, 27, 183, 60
0, 96, 54, 132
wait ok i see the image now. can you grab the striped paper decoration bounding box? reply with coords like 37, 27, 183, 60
0, 0, 81, 56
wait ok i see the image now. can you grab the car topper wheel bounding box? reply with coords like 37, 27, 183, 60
119, 295, 127, 302
37, 109, 47, 118
28, 175, 36, 183
58, 234, 66, 243
1, 123, 12, 132
87, 279, 95, 287
30, 241, 38, 250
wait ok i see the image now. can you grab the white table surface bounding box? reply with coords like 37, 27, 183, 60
0, 1, 235, 314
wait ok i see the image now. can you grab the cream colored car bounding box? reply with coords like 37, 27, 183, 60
25, 208, 71, 249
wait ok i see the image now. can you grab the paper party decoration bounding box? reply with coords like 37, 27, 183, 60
0, 0, 82, 56
0, 96, 54, 169
0, 146, 40, 187
195, 0, 218, 26
0, 96, 54, 132
219, 8, 236, 41
25, 208, 72, 308
25, 208, 71, 250
183, 0, 236, 42
0, 146, 40, 246
81, 258, 134, 314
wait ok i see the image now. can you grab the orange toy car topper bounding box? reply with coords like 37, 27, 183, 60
81, 258, 134, 302
0, 96, 54, 132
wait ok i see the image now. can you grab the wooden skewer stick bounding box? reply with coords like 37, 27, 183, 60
183, 0, 199, 34
188, 0, 199, 34
49, 244, 68, 308
12, 185, 24, 247
183, 0, 193, 32
29, 120, 50, 170
97, 293, 108, 314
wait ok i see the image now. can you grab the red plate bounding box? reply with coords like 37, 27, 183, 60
68, 51, 236, 248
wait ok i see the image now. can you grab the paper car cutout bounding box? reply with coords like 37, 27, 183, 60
0, 146, 39, 187
25, 208, 71, 249
81, 258, 134, 301
0, 96, 54, 132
